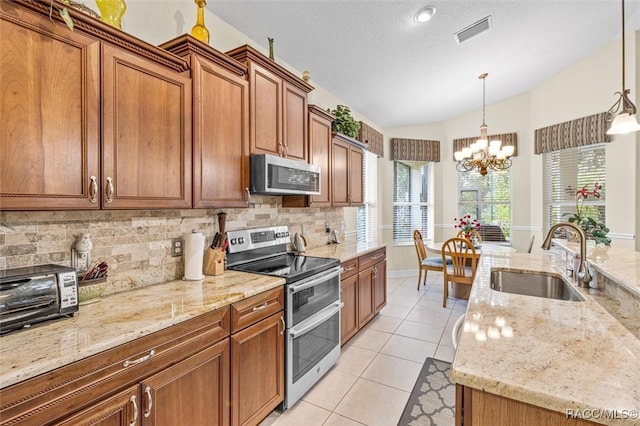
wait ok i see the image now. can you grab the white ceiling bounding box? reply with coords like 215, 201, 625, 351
208, 0, 640, 128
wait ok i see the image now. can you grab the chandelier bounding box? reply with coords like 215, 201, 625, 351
454, 73, 514, 176
605, 0, 640, 135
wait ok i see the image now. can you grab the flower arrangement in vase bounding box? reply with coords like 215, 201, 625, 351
563, 182, 610, 245
454, 215, 480, 240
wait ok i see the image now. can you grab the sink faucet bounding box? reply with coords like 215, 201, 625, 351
541, 222, 592, 287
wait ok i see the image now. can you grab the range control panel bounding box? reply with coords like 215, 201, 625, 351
226, 226, 290, 254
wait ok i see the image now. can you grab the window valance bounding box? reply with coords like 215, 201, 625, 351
452, 133, 518, 161
534, 112, 610, 154
357, 121, 384, 157
391, 138, 440, 162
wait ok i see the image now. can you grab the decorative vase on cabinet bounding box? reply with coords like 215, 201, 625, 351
191, 0, 210, 44
95, 0, 126, 29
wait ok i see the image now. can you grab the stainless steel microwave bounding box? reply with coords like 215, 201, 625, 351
250, 154, 321, 196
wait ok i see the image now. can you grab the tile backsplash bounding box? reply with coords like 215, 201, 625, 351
0, 197, 345, 295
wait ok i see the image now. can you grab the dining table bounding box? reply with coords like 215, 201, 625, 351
426, 241, 517, 299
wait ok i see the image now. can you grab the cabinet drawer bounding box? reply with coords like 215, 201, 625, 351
341, 258, 359, 279
1, 306, 230, 426
231, 287, 284, 333
358, 248, 386, 271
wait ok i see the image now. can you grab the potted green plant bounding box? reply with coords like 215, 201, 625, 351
328, 105, 360, 139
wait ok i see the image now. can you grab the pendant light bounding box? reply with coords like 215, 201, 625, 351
454, 73, 514, 176
606, 0, 640, 135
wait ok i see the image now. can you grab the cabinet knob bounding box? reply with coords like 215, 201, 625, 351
105, 177, 114, 204
89, 176, 98, 203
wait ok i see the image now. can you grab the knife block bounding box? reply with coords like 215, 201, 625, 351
203, 247, 225, 276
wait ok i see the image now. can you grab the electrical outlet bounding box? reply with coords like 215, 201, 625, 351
171, 238, 184, 257
301, 224, 308, 235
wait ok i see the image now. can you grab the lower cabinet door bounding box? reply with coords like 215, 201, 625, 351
231, 311, 285, 426
373, 260, 387, 314
53, 385, 140, 426
140, 339, 230, 426
340, 274, 359, 345
357, 267, 375, 328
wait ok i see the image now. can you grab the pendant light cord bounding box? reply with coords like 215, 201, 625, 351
621, 0, 625, 90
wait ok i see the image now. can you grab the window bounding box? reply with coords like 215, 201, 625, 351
357, 151, 377, 243
393, 161, 432, 244
544, 144, 606, 230
458, 170, 511, 241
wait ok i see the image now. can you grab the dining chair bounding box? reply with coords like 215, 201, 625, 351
456, 228, 483, 244
441, 237, 478, 308
413, 230, 445, 290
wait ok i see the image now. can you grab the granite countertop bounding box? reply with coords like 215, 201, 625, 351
0, 271, 285, 389
450, 251, 640, 425
304, 240, 386, 263
0, 241, 386, 390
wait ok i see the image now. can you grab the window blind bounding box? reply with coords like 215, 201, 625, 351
357, 151, 378, 243
393, 161, 431, 244
458, 170, 511, 241
544, 144, 606, 230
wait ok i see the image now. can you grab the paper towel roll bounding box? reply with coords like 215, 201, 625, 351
183, 231, 205, 280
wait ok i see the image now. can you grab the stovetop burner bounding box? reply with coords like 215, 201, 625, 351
229, 253, 339, 283
226, 226, 339, 283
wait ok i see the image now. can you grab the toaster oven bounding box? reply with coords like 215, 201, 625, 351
0, 264, 79, 334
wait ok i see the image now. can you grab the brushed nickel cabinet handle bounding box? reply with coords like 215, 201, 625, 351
105, 177, 114, 204
284, 144, 289, 156
89, 176, 98, 203
245, 187, 250, 206
123, 350, 155, 367
144, 386, 153, 418
280, 316, 285, 335
252, 301, 268, 312
129, 395, 138, 426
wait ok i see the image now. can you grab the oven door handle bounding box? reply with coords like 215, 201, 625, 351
289, 267, 343, 295
289, 301, 344, 339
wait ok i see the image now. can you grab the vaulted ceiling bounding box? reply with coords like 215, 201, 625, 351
209, 0, 640, 128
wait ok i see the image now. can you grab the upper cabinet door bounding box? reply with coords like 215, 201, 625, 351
332, 138, 350, 207
249, 63, 282, 157
308, 108, 333, 207
282, 82, 307, 161
0, 7, 100, 210
349, 146, 364, 206
192, 55, 249, 208
101, 44, 192, 209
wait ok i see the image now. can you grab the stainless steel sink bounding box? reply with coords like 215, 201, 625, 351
490, 269, 585, 302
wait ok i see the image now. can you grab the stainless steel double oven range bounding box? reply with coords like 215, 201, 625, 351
226, 226, 342, 409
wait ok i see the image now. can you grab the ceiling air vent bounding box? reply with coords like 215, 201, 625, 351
455, 15, 492, 44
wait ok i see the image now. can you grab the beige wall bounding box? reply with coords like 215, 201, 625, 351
380, 33, 638, 271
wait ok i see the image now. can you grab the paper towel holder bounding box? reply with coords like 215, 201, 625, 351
183, 229, 206, 281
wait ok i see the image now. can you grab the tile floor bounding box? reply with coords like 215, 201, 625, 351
260, 270, 467, 426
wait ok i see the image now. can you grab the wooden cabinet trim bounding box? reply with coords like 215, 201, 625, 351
160, 34, 247, 77
231, 287, 284, 333
226, 44, 313, 93
12, 0, 188, 73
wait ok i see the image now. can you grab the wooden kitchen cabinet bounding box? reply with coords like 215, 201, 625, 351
0, 0, 192, 211
53, 385, 139, 426
0, 4, 100, 210
141, 339, 230, 426
230, 288, 285, 426
373, 258, 387, 314
332, 133, 364, 207
0, 306, 230, 426
226, 45, 313, 162
357, 266, 376, 328
282, 105, 335, 208
340, 249, 386, 345
161, 35, 250, 208
101, 44, 192, 209
456, 384, 598, 426
340, 269, 359, 345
